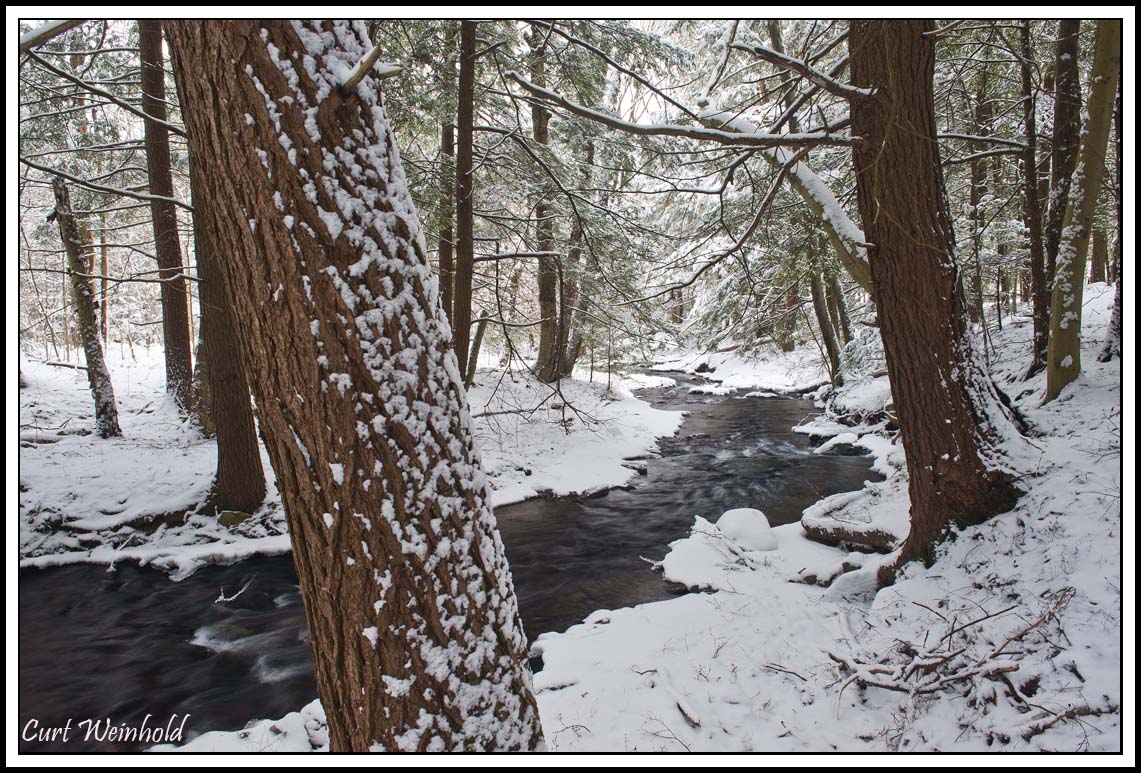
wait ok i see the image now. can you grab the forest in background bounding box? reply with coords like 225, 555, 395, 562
16, 17, 1126, 754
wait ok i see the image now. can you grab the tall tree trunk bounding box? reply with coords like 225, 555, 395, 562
967, 72, 992, 326
439, 122, 455, 326
1045, 21, 1122, 402
166, 20, 541, 752
187, 165, 267, 515
849, 20, 1022, 574
1098, 70, 1123, 363
530, 29, 560, 383
1043, 21, 1082, 290
453, 21, 476, 376
555, 140, 593, 378
826, 270, 853, 345
1019, 20, 1049, 379
53, 177, 121, 438
140, 20, 193, 412
809, 265, 842, 387
1088, 229, 1108, 283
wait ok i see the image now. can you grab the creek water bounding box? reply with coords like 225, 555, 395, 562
18, 372, 877, 752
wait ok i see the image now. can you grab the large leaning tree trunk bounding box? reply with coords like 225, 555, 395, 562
166, 20, 542, 752
52, 177, 122, 438
139, 20, 193, 412
848, 20, 1023, 574
1045, 20, 1122, 403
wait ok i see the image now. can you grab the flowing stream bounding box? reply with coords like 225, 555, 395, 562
18, 372, 877, 752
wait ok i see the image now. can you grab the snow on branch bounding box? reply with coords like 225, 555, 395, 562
733, 42, 875, 99
21, 156, 194, 212
505, 71, 860, 149
23, 50, 187, 138
335, 43, 401, 93
938, 132, 1028, 150
19, 19, 86, 52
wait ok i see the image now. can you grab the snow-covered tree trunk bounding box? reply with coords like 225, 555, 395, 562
848, 20, 1023, 574
52, 177, 121, 439
1098, 72, 1123, 364
140, 20, 193, 413
1045, 20, 1121, 402
166, 20, 542, 752
1029, 20, 1083, 376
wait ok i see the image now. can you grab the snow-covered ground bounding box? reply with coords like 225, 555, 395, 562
17, 347, 682, 578
154, 282, 1124, 753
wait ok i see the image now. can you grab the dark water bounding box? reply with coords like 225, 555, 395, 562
18, 373, 877, 752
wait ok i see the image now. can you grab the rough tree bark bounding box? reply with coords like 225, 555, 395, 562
848, 20, 1023, 574
1045, 20, 1121, 402
52, 177, 121, 438
453, 20, 476, 376
140, 19, 193, 412
166, 19, 541, 751
186, 164, 267, 515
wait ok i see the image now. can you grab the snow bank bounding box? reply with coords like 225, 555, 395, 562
18, 347, 682, 575
151, 285, 1121, 753
653, 345, 828, 392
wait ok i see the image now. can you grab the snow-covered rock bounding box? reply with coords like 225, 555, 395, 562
715, 507, 777, 551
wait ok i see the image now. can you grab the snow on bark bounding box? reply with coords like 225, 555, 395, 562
166, 19, 540, 751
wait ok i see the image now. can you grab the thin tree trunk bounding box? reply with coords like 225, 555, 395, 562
439, 122, 455, 325
849, 20, 1022, 575
52, 177, 121, 438
1019, 20, 1049, 378
453, 21, 476, 375
166, 19, 541, 752
464, 310, 490, 389
1098, 69, 1123, 363
1088, 229, 1108, 283
140, 19, 193, 412
1043, 20, 1082, 289
530, 29, 560, 383
826, 270, 853, 345
1045, 21, 1121, 401
809, 265, 842, 387
967, 73, 992, 326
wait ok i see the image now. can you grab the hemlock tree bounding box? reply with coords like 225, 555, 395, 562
139, 20, 193, 412
848, 20, 1023, 573
1045, 19, 1122, 402
185, 166, 267, 515
166, 19, 541, 751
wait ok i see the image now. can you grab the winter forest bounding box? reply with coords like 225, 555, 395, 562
14, 15, 1129, 757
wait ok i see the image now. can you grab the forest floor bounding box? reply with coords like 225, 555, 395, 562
153, 282, 1123, 753
17, 348, 681, 578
